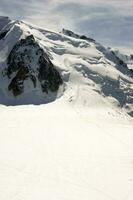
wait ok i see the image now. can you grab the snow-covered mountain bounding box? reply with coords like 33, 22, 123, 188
0, 17, 133, 200
0, 17, 133, 117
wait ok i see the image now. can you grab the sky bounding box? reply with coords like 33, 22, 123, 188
0, 0, 133, 51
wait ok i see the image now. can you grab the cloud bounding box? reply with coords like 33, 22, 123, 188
0, 0, 133, 49
54, 1, 133, 49
76, 15, 133, 47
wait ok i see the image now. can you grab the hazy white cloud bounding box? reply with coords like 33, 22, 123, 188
0, 0, 133, 49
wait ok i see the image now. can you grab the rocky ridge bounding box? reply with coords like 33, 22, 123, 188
6, 35, 62, 96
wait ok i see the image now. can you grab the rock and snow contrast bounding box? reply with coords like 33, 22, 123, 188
0, 17, 133, 200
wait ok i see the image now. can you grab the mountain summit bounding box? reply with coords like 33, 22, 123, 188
0, 17, 133, 116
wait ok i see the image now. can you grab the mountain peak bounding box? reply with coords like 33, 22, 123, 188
0, 18, 133, 116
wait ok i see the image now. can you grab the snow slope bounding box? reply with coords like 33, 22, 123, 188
0, 101, 133, 200
0, 19, 133, 115
0, 18, 133, 200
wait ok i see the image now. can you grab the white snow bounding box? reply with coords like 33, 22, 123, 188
0, 101, 133, 200
0, 18, 133, 200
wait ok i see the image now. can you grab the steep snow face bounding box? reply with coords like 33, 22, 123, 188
0, 19, 133, 116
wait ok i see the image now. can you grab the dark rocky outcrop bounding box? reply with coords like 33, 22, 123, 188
80, 35, 95, 42
0, 30, 8, 40
6, 35, 63, 96
130, 54, 133, 60
62, 29, 95, 42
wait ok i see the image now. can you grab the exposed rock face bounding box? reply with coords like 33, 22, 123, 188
0, 30, 8, 40
62, 29, 95, 42
6, 35, 63, 96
